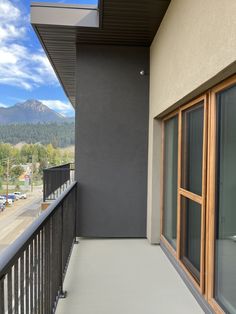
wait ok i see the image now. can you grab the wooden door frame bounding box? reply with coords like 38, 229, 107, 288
160, 74, 236, 313
161, 110, 179, 259
206, 75, 236, 313
177, 95, 207, 294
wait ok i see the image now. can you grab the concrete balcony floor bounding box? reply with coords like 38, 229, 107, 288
56, 239, 204, 314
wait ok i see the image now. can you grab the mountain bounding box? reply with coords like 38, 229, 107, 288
0, 100, 72, 124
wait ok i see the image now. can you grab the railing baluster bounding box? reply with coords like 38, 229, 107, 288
20, 253, 25, 314
0, 277, 5, 314
42, 227, 46, 314
26, 247, 30, 314
35, 235, 38, 314
14, 260, 19, 314
45, 221, 51, 314
38, 231, 42, 314
7, 269, 13, 314
60, 203, 64, 294
30, 242, 34, 313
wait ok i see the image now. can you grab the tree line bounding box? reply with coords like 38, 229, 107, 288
0, 123, 75, 147
0, 143, 74, 187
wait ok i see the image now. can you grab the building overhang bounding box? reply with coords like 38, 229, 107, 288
31, 0, 170, 107
31, 3, 99, 28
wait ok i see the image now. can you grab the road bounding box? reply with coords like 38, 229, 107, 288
0, 187, 43, 254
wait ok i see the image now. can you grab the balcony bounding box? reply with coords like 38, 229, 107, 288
56, 238, 203, 314
0, 181, 77, 314
0, 177, 204, 314
43, 163, 75, 202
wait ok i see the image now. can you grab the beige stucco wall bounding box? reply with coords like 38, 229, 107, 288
147, 0, 236, 243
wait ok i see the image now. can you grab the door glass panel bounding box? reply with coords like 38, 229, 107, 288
215, 84, 236, 313
163, 115, 178, 249
181, 103, 204, 195
181, 197, 201, 282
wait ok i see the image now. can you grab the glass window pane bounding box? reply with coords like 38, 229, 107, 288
181, 103, 204, 195
163, 115, 178, 249
215, 84, 236, 313
181, 197, 201, 282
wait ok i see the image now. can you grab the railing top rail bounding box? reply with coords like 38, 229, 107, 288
44, 163, 73, 171
0, 181, 77, 279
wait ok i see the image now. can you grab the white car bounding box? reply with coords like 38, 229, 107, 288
0, 197, 6, 205
14, 192, 27, 199
14, 193, 20, 200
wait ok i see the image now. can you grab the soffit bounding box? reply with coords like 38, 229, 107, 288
31, 0, 170, 106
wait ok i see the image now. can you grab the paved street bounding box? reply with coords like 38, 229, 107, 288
0, 187, 43, 254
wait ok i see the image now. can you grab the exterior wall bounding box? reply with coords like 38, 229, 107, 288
147, 0, 236, 243
76, 45, 149, 237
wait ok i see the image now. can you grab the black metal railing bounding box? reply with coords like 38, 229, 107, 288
0, 181, 77, 314
43, 163, 75, 202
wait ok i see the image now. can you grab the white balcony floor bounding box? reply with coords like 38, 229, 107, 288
56, 239, 204, 314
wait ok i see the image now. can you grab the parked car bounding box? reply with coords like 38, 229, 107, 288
13, 193, 20, 200
0, 196, 6, 206
2, 194, 16, 202
0, 196, 13, 206
14, 192, 27, 199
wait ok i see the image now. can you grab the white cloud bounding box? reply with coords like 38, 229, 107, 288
0, 102, 8, 108
40, 100, 74, 116
0, 0, 58, 90
0, 0, 20, 22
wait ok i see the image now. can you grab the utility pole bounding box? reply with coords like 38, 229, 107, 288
6, 158, 9, 206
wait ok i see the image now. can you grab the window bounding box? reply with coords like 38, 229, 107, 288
162, 114, 178, 250
181, 102, 204, 196
208, 79, 236, 314
214, 84, 236, 313
179, 99, 206, 291
181, 197, 201, 282
161, 75, 236, 313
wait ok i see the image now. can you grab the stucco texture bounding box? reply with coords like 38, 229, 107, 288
147, 0, 236, 243
150, 0, 236, 117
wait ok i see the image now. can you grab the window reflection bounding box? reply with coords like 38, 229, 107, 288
215, 84, 236, 313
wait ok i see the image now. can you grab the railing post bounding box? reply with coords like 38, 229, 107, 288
74, 185, 79, 244
43, 169, 46, 202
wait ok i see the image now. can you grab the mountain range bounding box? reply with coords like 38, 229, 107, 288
0, 100, 74, 124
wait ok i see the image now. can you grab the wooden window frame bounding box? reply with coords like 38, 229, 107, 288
161, 95, 207, 293
161, 110, 179, 259
177, 95, 207, 294
206, 75, 236, 314
161, 74, 236, 314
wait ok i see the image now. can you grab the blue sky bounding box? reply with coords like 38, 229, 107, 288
0, 0, 97, 117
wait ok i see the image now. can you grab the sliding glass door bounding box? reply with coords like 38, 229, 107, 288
161, 75, 236, 313
179, 98, 207, 291
208, 81, 236, 314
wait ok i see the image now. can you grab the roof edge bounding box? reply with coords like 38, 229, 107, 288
32, 24, 76, 107
31, 2, 98, 10
31, 3, 99, 28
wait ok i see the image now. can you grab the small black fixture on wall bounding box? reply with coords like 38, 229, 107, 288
140, 70, 148, 76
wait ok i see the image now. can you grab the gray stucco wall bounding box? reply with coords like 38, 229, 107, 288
75, 45, 149, 237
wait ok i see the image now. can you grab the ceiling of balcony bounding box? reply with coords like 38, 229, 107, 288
31, 0, 170, 107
